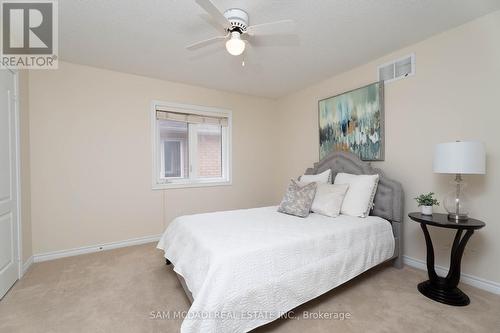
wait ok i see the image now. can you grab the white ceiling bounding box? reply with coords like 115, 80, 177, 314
59, 0, 500, 98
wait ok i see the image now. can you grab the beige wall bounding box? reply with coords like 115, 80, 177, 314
26, 11, 500, 285
19, 70, 32, 263
29, 62, 278, 254
274, 11, 500, 283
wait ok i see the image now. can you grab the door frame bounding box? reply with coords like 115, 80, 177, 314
6, 68, 23, 279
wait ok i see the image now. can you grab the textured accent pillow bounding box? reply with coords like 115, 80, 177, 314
278, 180, 317, 218
299, 169, 331, 184
310, 183, 349, 217
334, 173, 379, 217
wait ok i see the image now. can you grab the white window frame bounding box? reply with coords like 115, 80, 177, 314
151, 100, 232, 190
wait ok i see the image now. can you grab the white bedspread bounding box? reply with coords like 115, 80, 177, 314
157, 206, 394, 333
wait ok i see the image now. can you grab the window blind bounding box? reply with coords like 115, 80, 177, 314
156, 109, 228, 127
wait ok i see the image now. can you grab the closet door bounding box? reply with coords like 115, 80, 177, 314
0, 69, 19, 299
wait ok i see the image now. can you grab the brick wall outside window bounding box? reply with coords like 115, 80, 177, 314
198, 133, 222, 178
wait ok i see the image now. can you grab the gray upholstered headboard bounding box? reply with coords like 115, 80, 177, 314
305, 151, 403, 222
304, 151, 404, 268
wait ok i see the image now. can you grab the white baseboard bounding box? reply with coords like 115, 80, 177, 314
22, 255, 34, 276
403, 255, 500, 295
33, 234, 162, 263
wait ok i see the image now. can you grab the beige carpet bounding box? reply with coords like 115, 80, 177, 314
1, 244, 499, 333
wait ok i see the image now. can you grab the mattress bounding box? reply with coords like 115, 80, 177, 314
157, 206, 395, 333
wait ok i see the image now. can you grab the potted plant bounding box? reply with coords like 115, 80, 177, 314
415, 192, 439, 215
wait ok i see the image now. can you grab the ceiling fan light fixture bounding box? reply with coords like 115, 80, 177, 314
225, 31, 245, 56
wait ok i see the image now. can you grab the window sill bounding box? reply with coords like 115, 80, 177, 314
152, 180, 232, 190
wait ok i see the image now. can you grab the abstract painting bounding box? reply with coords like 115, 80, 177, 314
318, 82, 384, 161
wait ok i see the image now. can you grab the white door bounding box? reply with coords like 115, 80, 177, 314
0, 69, 19, 299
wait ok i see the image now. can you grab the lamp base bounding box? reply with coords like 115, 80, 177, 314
448, 212, 469, 221
444, 174, 471, 222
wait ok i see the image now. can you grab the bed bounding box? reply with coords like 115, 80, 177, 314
157, 151, 404, 333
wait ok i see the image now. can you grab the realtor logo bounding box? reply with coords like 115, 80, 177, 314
1, 0, 58, 69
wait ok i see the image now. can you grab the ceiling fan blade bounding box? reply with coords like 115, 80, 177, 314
186, 34, 227, 50
245, 19, 296, 36
195, 0, 231, 30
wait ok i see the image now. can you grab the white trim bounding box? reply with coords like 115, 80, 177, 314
403, 255, 500, 295
22, 256, 33, 276
152, 180, 232, 190
33, 234, 162, 263
151, 100, 232, 190
188, 124, 198, 179
10, 70, 23, 280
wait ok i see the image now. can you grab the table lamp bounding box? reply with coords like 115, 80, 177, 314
433, 141, 486, 221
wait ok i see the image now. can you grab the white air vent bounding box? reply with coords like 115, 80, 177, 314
377, 53, 415, 83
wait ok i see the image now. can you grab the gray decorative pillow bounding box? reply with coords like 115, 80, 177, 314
278, 180, 317, 218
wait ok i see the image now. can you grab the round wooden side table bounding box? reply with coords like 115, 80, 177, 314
408, 212, 485, 306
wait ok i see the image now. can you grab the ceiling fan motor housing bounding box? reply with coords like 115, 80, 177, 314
223, 8, 248, 33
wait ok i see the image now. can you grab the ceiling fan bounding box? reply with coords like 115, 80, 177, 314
187, 0, 296, 57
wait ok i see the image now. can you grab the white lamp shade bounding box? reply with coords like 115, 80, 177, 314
433, 141, 486, 174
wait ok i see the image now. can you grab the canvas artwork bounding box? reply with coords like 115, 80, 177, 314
318, 82, 384, 161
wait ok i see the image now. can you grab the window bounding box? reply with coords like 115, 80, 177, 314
152, 101, 231, 189
164, 140, 184, 178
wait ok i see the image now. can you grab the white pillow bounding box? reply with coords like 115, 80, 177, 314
334, 173, 379, 217
310, 183, 349, 217
299, 169, 331, 184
